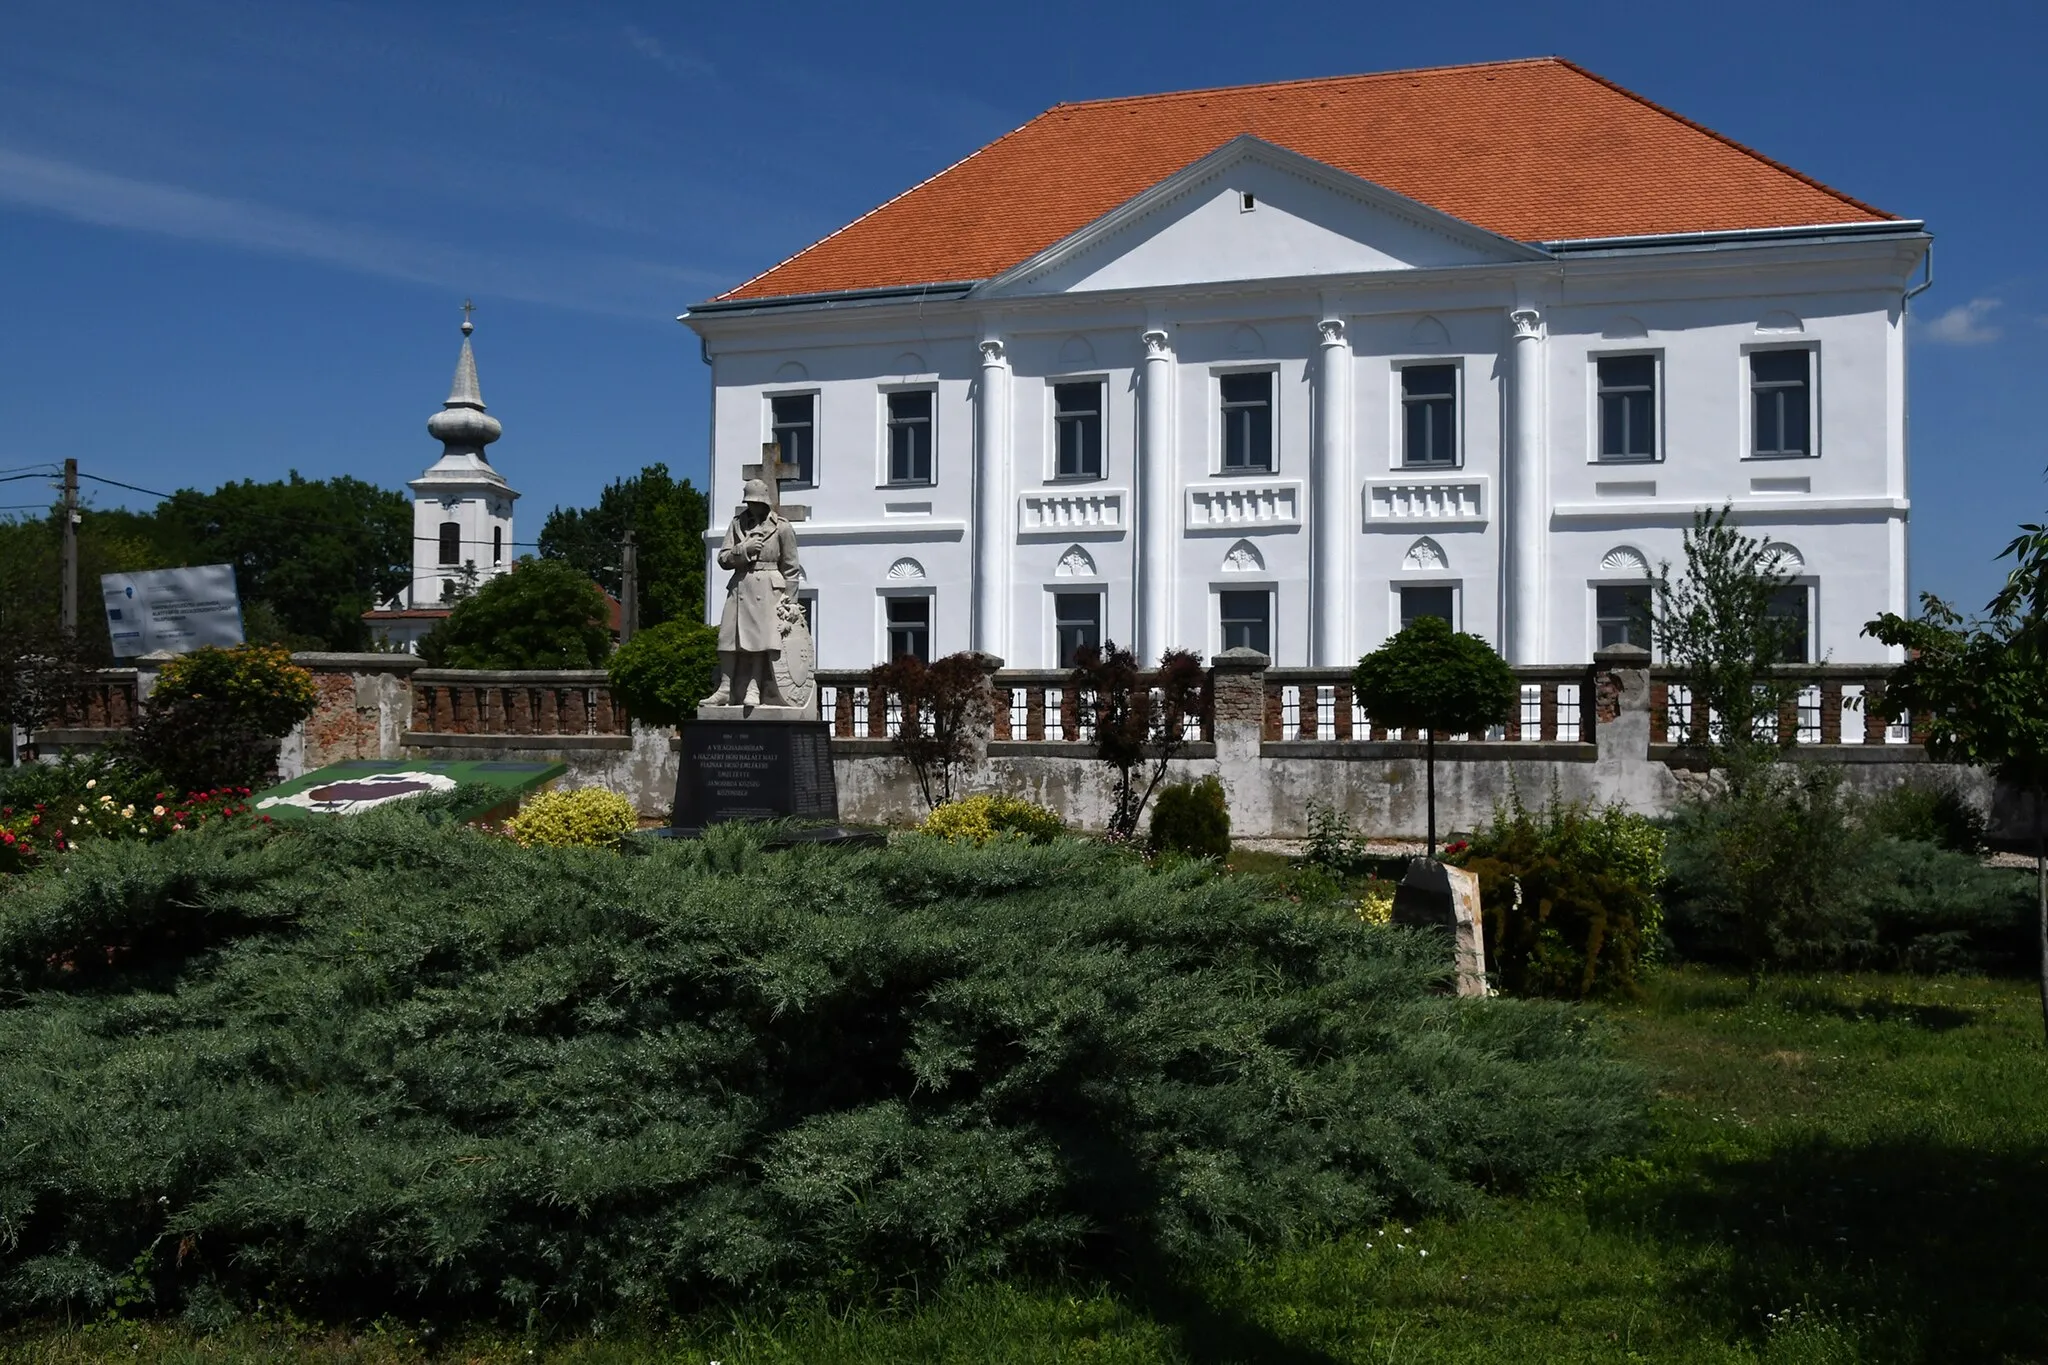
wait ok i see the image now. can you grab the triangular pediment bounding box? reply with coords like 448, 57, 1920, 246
977, 136, 1547, 298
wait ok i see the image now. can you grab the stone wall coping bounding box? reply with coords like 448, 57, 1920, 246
1210, 648, 1270, 672
411, 669, 612, 685
988, 740, 1217, 760
294, 652, 427, 671
1648, 742, 1927, 765
1648, 663, 1899, 680
1264, 739, 1597, 762
403, 732, 632, 751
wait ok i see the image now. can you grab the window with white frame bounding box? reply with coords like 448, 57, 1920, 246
886, 390, 934, 485
1595, 584, 1652, 650
1766, 584, 1811, 663
1399, 584, 1455, 631
1053, 381, 1103, 479
438, 522, 461, 566
1219, 589, 1271, 654
769, 393, 815, 486
884, 595, 930, 663
1596, 355, 1657, 461
1751, 349, 1813, 457
1219, 372, 1273, 472
1053, 591, 1101, 666
1400, 364, 1457, 467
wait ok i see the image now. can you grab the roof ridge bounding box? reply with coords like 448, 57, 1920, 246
1551, 58, 1893, 223
713, 111, 1047, 301
1048, 57, 1568, 112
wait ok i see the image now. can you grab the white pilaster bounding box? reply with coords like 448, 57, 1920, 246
1311, 316, 1350, 665
973, 336, 1011, 656
1507, 305, 1546, 663
1137, 326, 1175, 662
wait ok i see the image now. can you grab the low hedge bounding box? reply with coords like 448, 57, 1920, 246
0, 812, 1648, 1325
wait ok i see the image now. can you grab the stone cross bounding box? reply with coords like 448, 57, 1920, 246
741, 440, 809, 522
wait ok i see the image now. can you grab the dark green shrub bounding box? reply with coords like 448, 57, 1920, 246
1148, 774, 1230, 860
1455, 792, 1665, 999
1860, 780, 1989, 856
1847, 838, 2033, 972
605, 618, 719, 727
122, 645, 318, 792
0, 813, 1646, 1324
418, 558, 611, 668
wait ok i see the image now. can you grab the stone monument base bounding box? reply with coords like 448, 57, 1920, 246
673, 718, 838, 830
1391, 858, 1490, 998
695, 702, 816, 723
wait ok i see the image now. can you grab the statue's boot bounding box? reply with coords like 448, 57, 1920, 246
700, 653, 737, 707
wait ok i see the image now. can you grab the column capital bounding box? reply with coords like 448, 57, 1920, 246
1140, 327, 1172, 357
1317, 317, 1348, 347
978, 338, 1007, 366
1510, 306, 1544, 341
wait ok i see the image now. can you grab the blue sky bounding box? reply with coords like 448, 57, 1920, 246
2, 0, 2042, 612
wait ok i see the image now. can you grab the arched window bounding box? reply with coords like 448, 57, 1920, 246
438, 522, 461, 565
492, 525, 504, 565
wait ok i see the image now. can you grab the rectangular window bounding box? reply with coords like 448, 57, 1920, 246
1399, 585, 1455, 631
1053, 381, 1103, 479
1053, 592, 1102, 666
1401, 364, 1458, 467
491, 525, 503, 566
1596, 355, 1657, 460
1767, 584, 1811, 663
1219, 589, 1271, 655
886, 390, 934, 484
885, 596, 930, 663
438, 521, 461, 566
1220, 372, 1273, 472
770, 394, 815, 486
1595, 584, 1652, 650
1751, 350, 1812, 457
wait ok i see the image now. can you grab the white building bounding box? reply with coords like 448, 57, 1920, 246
365, 311, 520, 652
682, 59, 1927, 670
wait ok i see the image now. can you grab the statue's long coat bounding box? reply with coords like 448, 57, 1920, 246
715, 511, 800, 654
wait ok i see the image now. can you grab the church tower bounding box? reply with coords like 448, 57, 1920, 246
408, 305, 518, 607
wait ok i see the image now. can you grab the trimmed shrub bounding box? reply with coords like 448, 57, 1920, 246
1148, 774, 1230, 861
503, 787, 639, 848
921, 793, 1065, 845
123, 645, 318, 792
0, 812, 1647, 1323
1860, 779, 1989, 856
606, 619, 719, 727
1455, 792, 1665, 999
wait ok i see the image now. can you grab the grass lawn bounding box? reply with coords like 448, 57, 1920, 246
8, 967, 2044, 1364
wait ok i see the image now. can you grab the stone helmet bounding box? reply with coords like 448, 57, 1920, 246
741, 478, 773, 506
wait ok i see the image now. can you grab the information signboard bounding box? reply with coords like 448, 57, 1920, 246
100, 564, 245, 657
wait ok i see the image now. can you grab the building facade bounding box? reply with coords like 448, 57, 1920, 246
683, 60, 1928, 670
365, 312, 520, 652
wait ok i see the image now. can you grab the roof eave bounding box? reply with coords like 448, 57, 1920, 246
682, 280, 982, 321
1541, 220, 1927, 255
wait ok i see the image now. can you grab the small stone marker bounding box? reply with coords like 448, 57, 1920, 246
1391, 858, 1489, 998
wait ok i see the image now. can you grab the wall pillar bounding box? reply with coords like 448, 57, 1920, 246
1312, 317, 1350, 665
1137, 327, 1176, 662
1506, 305, 1546, 664
972, 338, 1011, 657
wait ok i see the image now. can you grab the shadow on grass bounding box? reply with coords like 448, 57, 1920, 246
1595, 1136, 2048, 1362
1122, 1262, 1347, 1365
1772, 990, 1979, 1033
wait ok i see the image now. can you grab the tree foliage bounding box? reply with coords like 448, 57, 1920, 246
418, 560, 612, 669
1072, 644, 1209, 841
540, 464, 710, 630
1653, 505, 1800, 754
123, 644, 319, 792
0, 812, 1649, 1322
606, 619, 721, 727
868, 651, 993, 809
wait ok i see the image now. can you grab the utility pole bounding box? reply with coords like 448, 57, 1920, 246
59, 458, 78, 635
619, 528, 638, 644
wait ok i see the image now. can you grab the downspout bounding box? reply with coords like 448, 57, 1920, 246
1903, 241, 1934, 308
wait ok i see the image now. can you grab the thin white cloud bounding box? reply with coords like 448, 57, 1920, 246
0, 144, 726, 316
1920, 297, 2004, 345
622, 26, 717, 81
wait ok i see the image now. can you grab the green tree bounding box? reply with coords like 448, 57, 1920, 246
1352, 615, 1517, 855
1866, 516, 2048, 1042
1653, 505, 1800, 758
606, 618, 720, 727
124, 644, 320, 791
418, 559, 611, 669
1072, 644, 1209, 841
148, 474, 411, 650
0, 508, 161, 647
540, 464, 710, 629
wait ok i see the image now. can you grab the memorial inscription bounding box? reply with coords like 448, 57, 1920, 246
675, 720, 839, 828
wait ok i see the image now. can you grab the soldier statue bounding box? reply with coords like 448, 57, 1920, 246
701, 477, 812, 712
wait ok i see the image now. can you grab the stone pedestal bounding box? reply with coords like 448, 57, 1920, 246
673, 719, 838, 830
1391, 858, 1489, 998
695, 702, 815, 723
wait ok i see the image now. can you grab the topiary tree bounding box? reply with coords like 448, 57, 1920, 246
606, 619, 719, 728
418, 559, 611, 669
124, 643, 318, 791
1148, 774, 1230, 862
1072, 644, 1208, 842
867, 651, 994, 810
1352, 616, 1517, 856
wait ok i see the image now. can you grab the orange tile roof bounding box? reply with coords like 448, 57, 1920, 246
717, 58, 1892, 303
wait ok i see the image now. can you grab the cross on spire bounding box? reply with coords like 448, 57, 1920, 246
460, 298, 476, 335
741, 440, 809, 521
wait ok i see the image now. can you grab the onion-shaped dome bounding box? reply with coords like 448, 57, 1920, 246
425, 315, 502, 454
